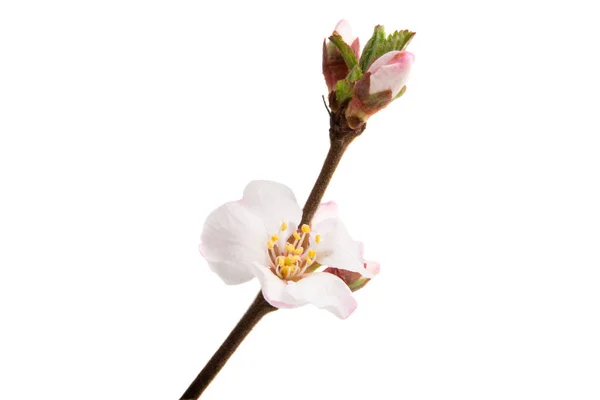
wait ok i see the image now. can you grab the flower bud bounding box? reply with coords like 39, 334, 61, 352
324, 261, 380, 292
322, 20, 360, 93
345, 50, 414, 129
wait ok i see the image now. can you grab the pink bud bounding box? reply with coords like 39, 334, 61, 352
345, 51, 414, 129
322, 20, 361, 93
367, 51, 414, 97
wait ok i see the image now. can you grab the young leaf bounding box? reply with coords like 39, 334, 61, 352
347, 65, 363, 82
328, 34, 357, 69
359, 25, 386, 71
335, 79, 354, 104
378, 30, 416, 57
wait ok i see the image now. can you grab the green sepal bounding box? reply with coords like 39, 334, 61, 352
348, 277, 371, 292
359, 25, 386, 71
335, 79, 354, 104
328, 33, 357, 69
393, 85, 407, 100
347, 65, 363, 82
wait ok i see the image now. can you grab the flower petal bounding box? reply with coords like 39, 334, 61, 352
251, 264, 358, 318
365, 259, 380, 275
200, 201, 269, 285
312, 201, 339, 225
367, 50, 402, 74
250, 262, 297, 309
312, 217, 372, 277
286, 272, 358, 319
333, 19, 355, 45
200, 258, 255, 285
242, 180, 302, 235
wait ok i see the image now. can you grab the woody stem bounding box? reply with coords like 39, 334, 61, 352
300, 139, 351, 226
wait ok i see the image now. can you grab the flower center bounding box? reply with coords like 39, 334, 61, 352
266, 222, 322, 281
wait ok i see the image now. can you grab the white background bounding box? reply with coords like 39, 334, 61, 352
1, 0, 599, 399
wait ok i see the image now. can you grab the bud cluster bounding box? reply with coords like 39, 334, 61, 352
322, 20, 415, 130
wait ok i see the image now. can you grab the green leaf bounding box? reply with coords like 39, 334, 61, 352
377, 30, 416, 58
347, 65, 363, 82
359, 25, 386, 71
360, 26, 416, 71
335, 79, 354, 104
328, 33, 357, 69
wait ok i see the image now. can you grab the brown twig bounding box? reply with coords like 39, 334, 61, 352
301, 101, 366, 225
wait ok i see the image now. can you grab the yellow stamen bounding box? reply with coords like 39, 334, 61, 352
280, 222, 288, 232
308, 249, 316, 258
301, 224, 311, 233
271, 234, 279, 242
315, 234, 322, 244
294, 246, 304, 255
267, 240, 274, 250
285, 243, 295, 253
306, 257, 313, 265
292, 231, 301, 241
277, 257, 285, 267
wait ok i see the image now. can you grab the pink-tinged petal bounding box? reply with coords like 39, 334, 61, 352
312, 201, 339, 225
250, 264, 358, 318
368, 51, 414, 97
286, 272, 358, 319
333, 19, 355, 46
350, 38, 360, 59
366, 50, 403, 74
242, 180, 302, 234
365, 259, 380, 275
200, 201, 269, 284
250, 262, 298, 308
312, 217, 372, 277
